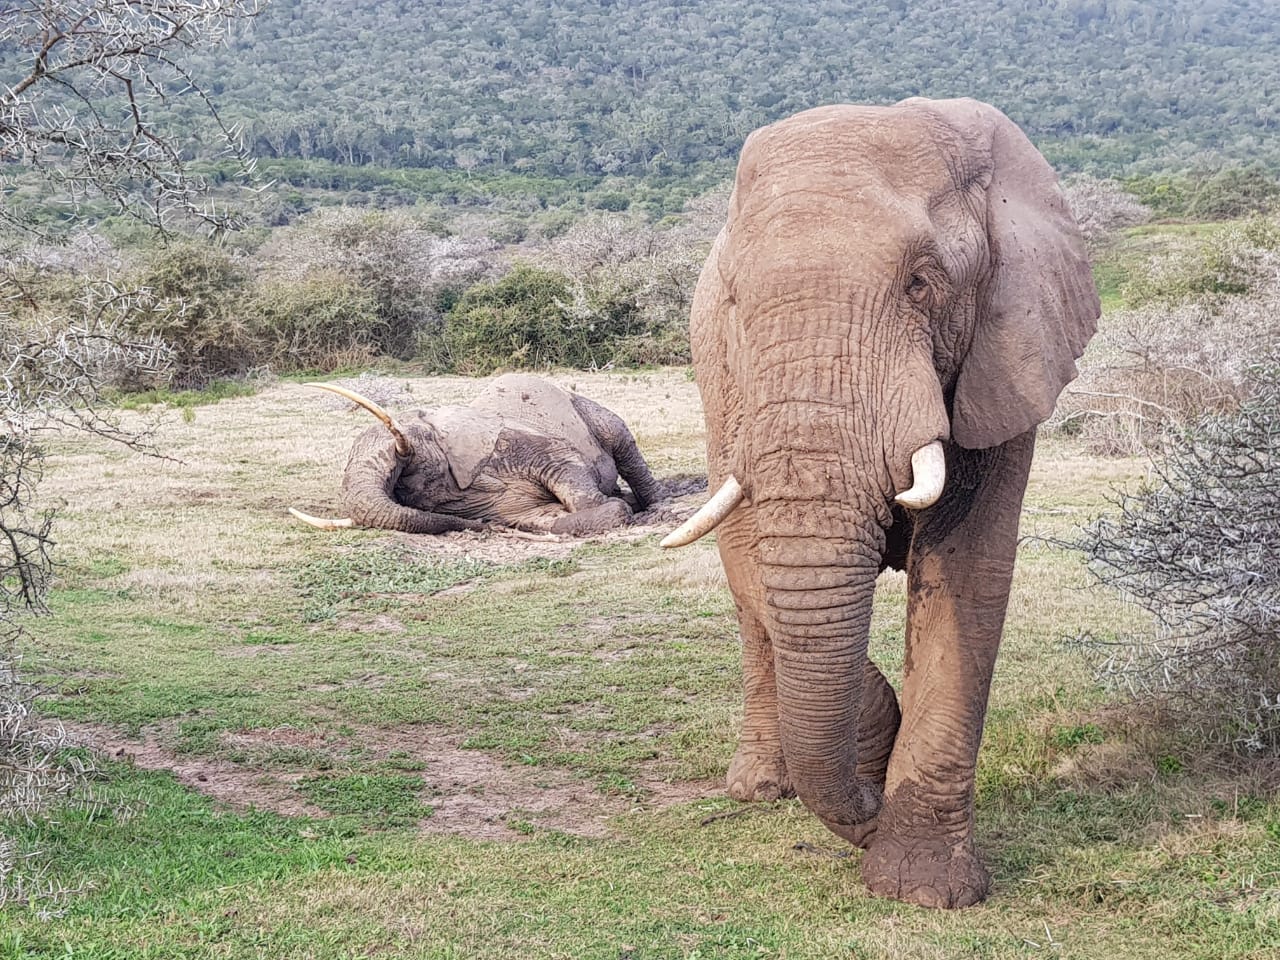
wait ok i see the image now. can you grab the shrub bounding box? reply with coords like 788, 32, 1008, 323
1120, 217, 1280, 307
443, 265, 633, 374
1073, 362, 1280, 756
1125, 168, 1280, 222
1061, 175, 1151, 249
257, 208, 499, 361
124, 241, 256, 385
247, 274, 383, 373
1052, 215, 1280, 454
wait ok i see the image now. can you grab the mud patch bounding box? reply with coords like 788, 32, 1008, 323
64, 721, 323, 817
378, 472, 709, 568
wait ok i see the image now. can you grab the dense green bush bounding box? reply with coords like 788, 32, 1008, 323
1124, 168, 1280, 222
247, 274, 383, 372
124, 242, 255, 385
442, 264, 657, 374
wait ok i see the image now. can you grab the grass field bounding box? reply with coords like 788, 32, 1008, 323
4, 369, 1279, 959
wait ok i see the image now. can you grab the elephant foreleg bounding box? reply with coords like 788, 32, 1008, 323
726, 599, 794, 802
862, 430, 1036, 909
570, 394, 662, 509
521, 460, 633, 535
720, 517, 901, 808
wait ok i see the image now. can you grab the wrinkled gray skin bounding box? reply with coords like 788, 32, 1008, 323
340, 375, 661, 536
691, 98, 1098, 908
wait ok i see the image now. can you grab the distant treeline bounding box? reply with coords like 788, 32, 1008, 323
173, 0, 1280, 179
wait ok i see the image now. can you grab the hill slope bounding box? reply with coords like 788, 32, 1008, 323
193, 0, 1280, 177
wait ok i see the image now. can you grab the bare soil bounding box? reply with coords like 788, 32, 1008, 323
66, 720, 720, 840
64, 721, 325, 818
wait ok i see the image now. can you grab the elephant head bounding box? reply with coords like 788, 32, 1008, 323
289, 383, 486, 535
665, 99, 1098, 838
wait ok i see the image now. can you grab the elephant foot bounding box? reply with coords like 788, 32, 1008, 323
550, 499, 633, 535
726, 746, 794, 802
861, 835, 990, 909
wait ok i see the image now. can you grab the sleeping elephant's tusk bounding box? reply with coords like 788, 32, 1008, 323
305, 382, 412, 457
289, 507, 355, 530
660, 476, 744, 548
894, 441, 946, 509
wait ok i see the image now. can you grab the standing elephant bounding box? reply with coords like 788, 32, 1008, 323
662, 98, 1098, 908
292, 374, 662, 536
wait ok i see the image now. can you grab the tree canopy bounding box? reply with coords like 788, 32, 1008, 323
169, 0, 1280, 178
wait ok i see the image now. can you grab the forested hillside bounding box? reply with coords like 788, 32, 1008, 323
191, 0, 1280, 178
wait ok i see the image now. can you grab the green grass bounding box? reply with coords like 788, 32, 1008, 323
6, 372, 1280, 958
112, 378, 260, 412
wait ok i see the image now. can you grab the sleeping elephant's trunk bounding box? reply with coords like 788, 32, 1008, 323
757, 496, 886, 832
340, 433, 482, 535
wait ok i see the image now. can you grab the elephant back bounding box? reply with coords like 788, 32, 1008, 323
472, 374, 602, 459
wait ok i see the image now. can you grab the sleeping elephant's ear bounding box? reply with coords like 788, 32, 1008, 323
431, 407, 504, 489
906, 98, 1100, 450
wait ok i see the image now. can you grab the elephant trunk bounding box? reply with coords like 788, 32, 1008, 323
757, 496, 886, 832
740, 292, 947, 836
340, 434, 481, 535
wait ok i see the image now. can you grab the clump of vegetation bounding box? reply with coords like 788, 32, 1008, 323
123, 242, 257, 386
258, 208, 499, 364
247, 275, 383, 373
441, 261, 688, 374
296, 773, 431, 827
1125, 167, 1280, 222
296, 547, 491, 621
1061, 174, 1151, 249
1054, 214, 1280, 454
1073, 361, 1280, 756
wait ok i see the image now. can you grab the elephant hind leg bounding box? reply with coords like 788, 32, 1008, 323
570, 393, 662, 508
548, 499, 632, 535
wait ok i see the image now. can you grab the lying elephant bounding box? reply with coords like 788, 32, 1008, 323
291, 374, 663, 536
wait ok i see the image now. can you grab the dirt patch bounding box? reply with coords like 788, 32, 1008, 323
64, 721, 323, 817
360, 725, 721, 840
65, 720, 721, 839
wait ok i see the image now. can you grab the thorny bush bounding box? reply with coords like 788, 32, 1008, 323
1073, 360, 1280, 756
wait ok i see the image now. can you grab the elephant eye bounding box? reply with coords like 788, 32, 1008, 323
906, 273, 930, 302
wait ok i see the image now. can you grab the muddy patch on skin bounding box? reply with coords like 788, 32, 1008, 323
64, 721, 323, 817
66, 720, 720, 839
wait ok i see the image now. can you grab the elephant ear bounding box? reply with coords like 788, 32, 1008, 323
907, 97, 1100, 450
689, 225, 748, 483
431, 406, 504, 490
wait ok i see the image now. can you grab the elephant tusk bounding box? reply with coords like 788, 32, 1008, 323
894, 441, 946, 509
305, 382, 412, 457
289, 507, 355, 530
660, 476, 744, 548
